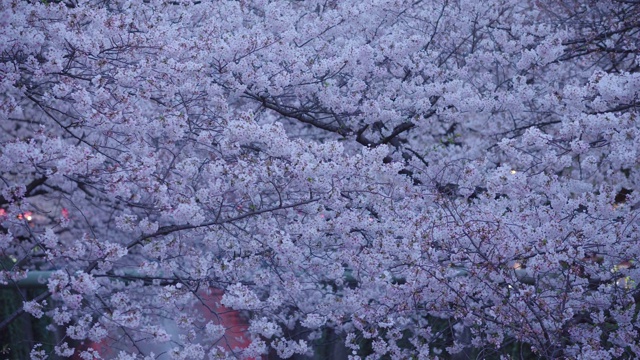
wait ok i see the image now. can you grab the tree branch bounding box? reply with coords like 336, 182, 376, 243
0, 176, 48, 206
248, 93, 352, 136
0, 197, 319, 331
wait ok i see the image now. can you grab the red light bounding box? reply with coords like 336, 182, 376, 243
17, 211, 33, 221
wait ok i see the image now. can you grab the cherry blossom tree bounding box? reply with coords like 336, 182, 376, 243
1, 0, 639, 358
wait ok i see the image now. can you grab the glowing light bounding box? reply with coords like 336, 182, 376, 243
17, 211, 33, 221
510, 169, 517, 174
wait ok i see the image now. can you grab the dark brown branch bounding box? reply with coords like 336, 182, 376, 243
91, 196, 321, 272
0, 176, 48, 206
248, 93, 425, 148
248, 93, 352, 136
377, 121, 415, 146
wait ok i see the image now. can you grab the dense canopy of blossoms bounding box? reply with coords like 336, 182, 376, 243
1, 0, 639, 358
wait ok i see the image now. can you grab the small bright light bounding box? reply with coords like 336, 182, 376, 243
25, 215, 32, 221
510, 170, 517, 174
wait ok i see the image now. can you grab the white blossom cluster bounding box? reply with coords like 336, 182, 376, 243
0, 0, 639, 359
